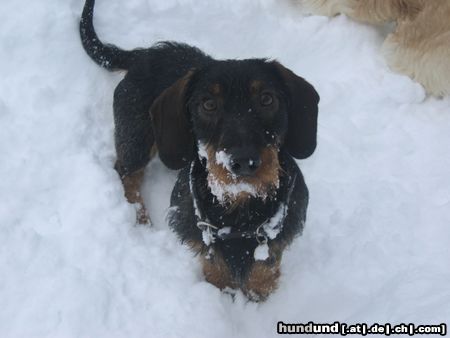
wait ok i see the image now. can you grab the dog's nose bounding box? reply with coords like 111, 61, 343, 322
229, 148, 261, 176
230, 157, 261, 176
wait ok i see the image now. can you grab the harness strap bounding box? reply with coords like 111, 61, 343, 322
189, 160, 297, 246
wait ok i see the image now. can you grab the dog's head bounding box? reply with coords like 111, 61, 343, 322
151, 59, 319, 204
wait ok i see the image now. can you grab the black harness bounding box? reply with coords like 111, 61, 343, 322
188, 161, 297, 246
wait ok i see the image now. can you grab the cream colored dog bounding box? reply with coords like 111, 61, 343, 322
297, 0, 450, 96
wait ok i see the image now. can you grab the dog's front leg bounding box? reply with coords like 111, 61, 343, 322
121, 169, 150, 225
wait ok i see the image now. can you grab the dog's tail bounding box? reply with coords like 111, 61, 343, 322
80, 0, 132, 70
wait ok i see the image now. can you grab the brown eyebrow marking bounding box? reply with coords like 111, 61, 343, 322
209, 83, 222, 95
250, 80, 264, 94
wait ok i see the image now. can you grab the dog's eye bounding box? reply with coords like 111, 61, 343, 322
202, 99, 217, 111
260, 93, 273, 106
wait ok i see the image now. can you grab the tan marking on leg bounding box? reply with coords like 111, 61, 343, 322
185, 239, 206, 254
201, 252, 237, 291
243, 260, 281, 302
122, 169, 150, 224
122, 169, 144, 204
243, 242, 286, 301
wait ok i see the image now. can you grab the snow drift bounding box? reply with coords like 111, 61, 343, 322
0, 0, 449, 337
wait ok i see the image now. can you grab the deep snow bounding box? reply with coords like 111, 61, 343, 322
0, 0, 449, 337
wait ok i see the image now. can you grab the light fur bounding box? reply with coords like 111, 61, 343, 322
202, 144, 281, 206
297, 0, 450, 96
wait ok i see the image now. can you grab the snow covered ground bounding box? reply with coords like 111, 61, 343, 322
1, 0, 449, 337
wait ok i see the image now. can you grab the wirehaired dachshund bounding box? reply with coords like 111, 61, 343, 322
80, 0, 319, 301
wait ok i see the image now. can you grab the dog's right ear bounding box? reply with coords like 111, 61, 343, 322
273, 62, 320, 159
150, 71, 195, 170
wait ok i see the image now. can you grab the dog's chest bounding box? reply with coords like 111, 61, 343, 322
169, 160, 290, 278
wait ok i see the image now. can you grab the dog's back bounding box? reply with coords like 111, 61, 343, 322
80, 0, 212, 88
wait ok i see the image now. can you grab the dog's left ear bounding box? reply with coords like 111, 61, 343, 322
150, 71, 195, 170
273, 62, 320, 159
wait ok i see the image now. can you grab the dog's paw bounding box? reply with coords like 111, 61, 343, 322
242, 261, 280, 302
222, 287, 238, 302
135, 203, 152, 226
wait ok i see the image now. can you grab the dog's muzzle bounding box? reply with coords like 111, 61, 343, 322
228, 147, 262, 177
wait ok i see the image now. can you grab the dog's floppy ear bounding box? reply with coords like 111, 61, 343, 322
150, 71, 195, 170
273, 62, 320, 159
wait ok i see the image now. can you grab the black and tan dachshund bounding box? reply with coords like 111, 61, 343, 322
80, 0, 319, 301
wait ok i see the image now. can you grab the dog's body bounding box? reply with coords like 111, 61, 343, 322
298, 0, 450, 96
169, 151, 308, 299
80, 0, 319, 300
